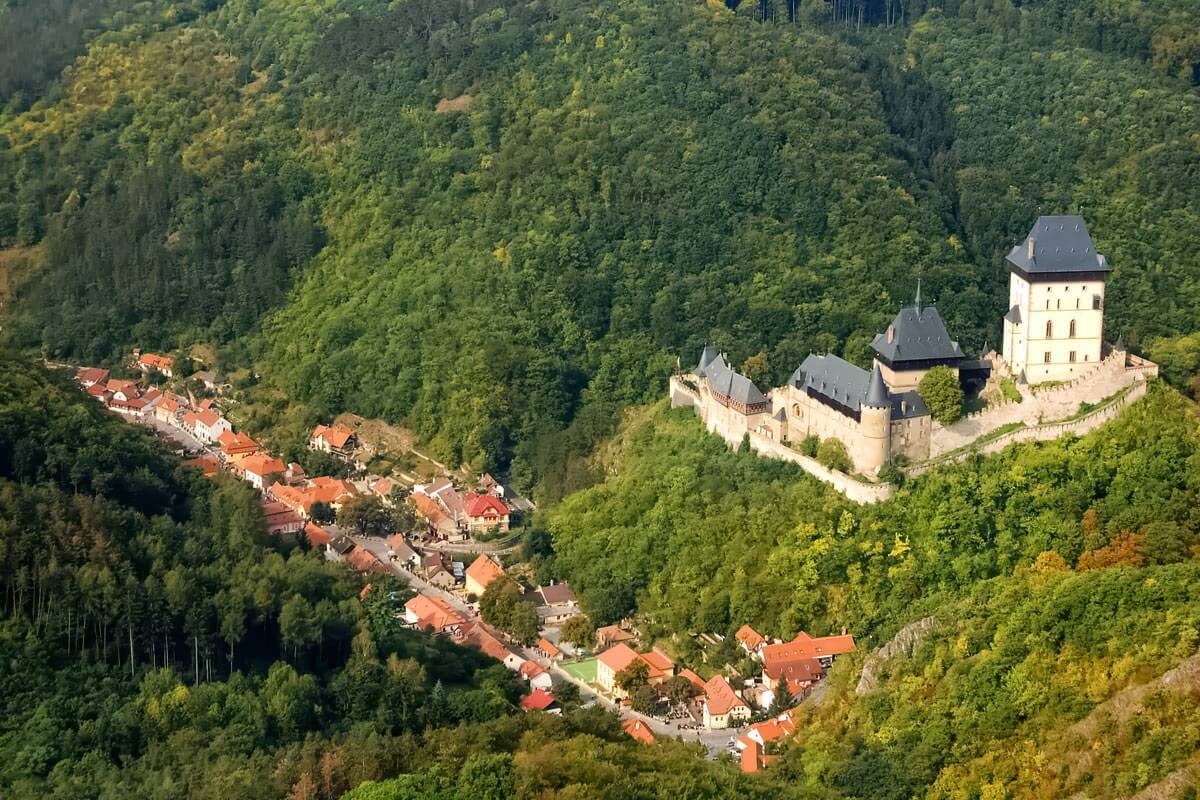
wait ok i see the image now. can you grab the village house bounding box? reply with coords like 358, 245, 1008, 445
325, 535, 357, 562
218, 430, 261, 458
461, 621, 525, 670
268, 477, 357, 518
304, 521, 332, 548
154, 394, 187, 425
412, 492, 460, 538
106, 379, 141, 403
537, 638, 564, 661
414, 478, 467, 530
464, 554, 506, 597
702, 674, 752, 729
735, 624, 768, 656
238, 453, 286, 491
76, 367, 109, 388
261, 500, 305, 536
519, 661, 555, 692
534, 581, 579, 625
190, 370, 218, 392
420, 553, 459, 590
185, 409, 232, 444
595, 644, 676, 697
622, 718, 657, 745
520, 689, 561, 714
386, 534, 420, 569
596, 623, 636, 650
136, 352, 174, 378
184, 454, 221, 477
346, 547, 387, 574
759, 631, 856, 670
740, 739, 774, 774
462, 492, 510, 533
404, 594, 465, 635
309, 424, 357, 457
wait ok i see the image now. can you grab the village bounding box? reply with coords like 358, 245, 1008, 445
70, 348, 856, 772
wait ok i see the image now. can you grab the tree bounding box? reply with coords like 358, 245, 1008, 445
560, 615, 595, 648
662, 675, 695, 706
799, 435, 820, 457
615, 660, 650, 694
310, 501, 336, 526
742, 350, 770, 386
479, 576, 540, 645
918, 366, 964, 426
768, 681, 794, 715
631, 684, 659, 715
816, 438, 852, 473
337, 496, 398, 537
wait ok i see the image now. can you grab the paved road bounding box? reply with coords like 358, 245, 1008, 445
140, 416, 208, 453
351, 535, 476, 616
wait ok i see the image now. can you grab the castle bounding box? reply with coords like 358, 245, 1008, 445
670, 216, 1158, 492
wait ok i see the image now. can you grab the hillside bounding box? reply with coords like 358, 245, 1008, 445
1, 0, 1198, 479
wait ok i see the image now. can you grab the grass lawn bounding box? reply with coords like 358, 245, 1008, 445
561, 658, 598, 684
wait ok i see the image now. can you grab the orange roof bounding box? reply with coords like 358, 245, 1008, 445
197, 398, 216, 411
763, 657, 823, 686
622, 718, 656, 745
77, 367, 109, 385
138, 353, 173, 371
597, 643, 640, 673
184, 454, 221, 476
405, 594, 464, 632
519, 661, 547, 679
747, 710, 798, 745
347, 547, 386, 573
106, 379, 140, 396
538, 638, 562, 659
678, 668, 706, 692
703, 674, 749, 716
463, 492, 508, 519
641, 647, 675, 679
761, 632, 855, 667
412, 493, 453, 528
305, 521, 332, 546
192, 409, 223, 429
241, 453, 285, 478
310, 476, 357, 502
596, 624, 634, 644
741, 739, 764, 773
158, 395, 183, 413
736, 624, 767, 650
312, 424, 355, 449
463, 622, 518, 663
218, 430, 260, 454
520, 689, 557, 711
465, 554, 505, 591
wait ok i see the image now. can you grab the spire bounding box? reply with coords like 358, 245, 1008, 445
914, 278, 922, 313
863, 363, 889, 409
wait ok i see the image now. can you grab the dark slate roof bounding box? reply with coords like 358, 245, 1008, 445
864, 364, 889, 409
703, 354, 767, 407
695, 346, 719, 377
1006, 215, 1109, 274
871, 305, 965, 364
890, 390, 929, 420
792, 354, 870, 413
1004, 305, 1022, 325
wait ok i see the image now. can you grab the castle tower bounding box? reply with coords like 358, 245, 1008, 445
1002, 216, 1109, 384
858, 364, 891, 475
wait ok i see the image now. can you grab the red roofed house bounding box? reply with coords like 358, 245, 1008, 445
412, 492, 459, 538
464, 554, 506, 597
261, 500, 304, 535
760, 631, 856, 670
239, 453, 286, 491
596, 644, 675, 697
740, 709, 799, 752
304, 521, 333, 548
136, 352, 174, 378
218, 430, 261, 458
106, 379, 141, 402
462, 492, 510, 533
519, 660, 554, 691
596, 624, 635, 650
404, 594, 465, 635
622, 718, 657, 745
740, 739, 776, 773
309, 424, 357, 457
186, 410, 231, 444
736, 624, 768, 655
763, 657, 824, 698
461, 621, 525, 670
155, 394, 187, 425
677, 668, 707, 695
537, 638, 564, 661
347, 546, 387, 574
184, 454, 221, 477
76, 367, 109, 388
702, 674, 752, 729
520, 689, 561, 714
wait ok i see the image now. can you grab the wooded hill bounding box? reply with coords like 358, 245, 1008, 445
1, 0, 1198, 481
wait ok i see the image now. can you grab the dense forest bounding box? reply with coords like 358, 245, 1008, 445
2, 0, 1198, 481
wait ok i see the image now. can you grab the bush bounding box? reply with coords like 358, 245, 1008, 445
816, 438, 852, 473
918, 366, 964, 425
799, 435, 820, 457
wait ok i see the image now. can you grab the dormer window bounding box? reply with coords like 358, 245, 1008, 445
887, 325, 894, 344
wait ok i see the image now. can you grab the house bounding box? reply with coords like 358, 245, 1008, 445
404, 594, 465, 634
261, 500, 304, 535
186, 410, 231, 444
519, 661, 555, 691
106, 379, 141, 402
304, 521, 333, 548
740, 739, 775, 774
702, 674, 752, 729
596, 624, 635, 650
136, 352, 174, 378
76, 367, 109, 388
622, 718, 657, 745
762, 657, 823, 698
640, 648, 676, 683
415, 478, 466, 529
464, 554, 506, 597
154, 394, 187, 425
461, 622, 525, 670
462, 492, 510, 533
677, 668, 707, 696
183, 454, 221, 477
740, 709, 799, 751
325, 535, 356, 562
520, 689, 561, 714
190, 370, 217, 391
218, 430, 261, 458
535, 581, 579, 625
412, 493, 460, 538
347, 547, 387, 574
596, 644, 675, 696
109, 395, 151, 418
309, 424, 357, 457
760, 631, 856, 670
386, 534, 419, 569
86, 382, 112, 403
426, 566, 458, 590
268, 478, 357, 518
371, 477, 400, 504
239, 453, 286, 491
736, 624, 767, 655
537, 638, 564, 661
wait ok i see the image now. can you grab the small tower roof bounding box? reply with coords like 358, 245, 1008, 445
863, 364, 890, 409
1006, 216, 1109, 275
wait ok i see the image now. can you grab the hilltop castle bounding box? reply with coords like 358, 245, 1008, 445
670, 216, 1157, 495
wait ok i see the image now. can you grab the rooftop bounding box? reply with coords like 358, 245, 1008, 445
1006, 215, 1109, 275
871, 304, 965, 365
704, 674, 749, 716
696, 351, 767, 408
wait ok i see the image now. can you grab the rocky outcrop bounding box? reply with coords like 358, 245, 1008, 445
855, 616, 938, 696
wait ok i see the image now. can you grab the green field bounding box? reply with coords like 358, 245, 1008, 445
560, 658, 598, 684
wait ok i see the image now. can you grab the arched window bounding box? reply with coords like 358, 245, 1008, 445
1045, 321, 1053, 338
1069, 319, 1076, 338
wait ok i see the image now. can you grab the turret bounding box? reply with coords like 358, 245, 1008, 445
859, 364, 891, 475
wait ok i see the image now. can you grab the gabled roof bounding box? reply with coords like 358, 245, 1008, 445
218, 430, 260, 453
763, 657, 823, 685
405, 594, 464, 632
792, 354, 871, 412
241, 453, 285, 478
465, 555, 505, 591
304, 522, 332, 547
520, 689, 557, 711
736, 624, 766, 650
76, 367, 109, 385
597, 624, 635, 644
312, 424, 355, 448
347, 547, 386, 573
463, 621, 519, 663
193, 409, 224, 429
261, 500, 303, 532
1006, 215, 1109, 274
537, 638, 563, 659
701, 354, 767, 408
519, 661, 547, 679
622, 718, 656, 744
464, 492, 509, 518
871, 305, 964, 365
678, 668, 706, 693
761, 632, 856, 667
537, 582, 577, 606
704, 674, 749, 716
640, 648, 675, 678
387, 534, 416, 561
597, 643, 641, 673
138, 353, 173, 371
329, 535, 356, 555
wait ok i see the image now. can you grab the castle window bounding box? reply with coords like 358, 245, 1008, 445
1069, 319, 1076, 338
1075, 298, 1080, 309
1044, 351, 1051, 363
1069, 351, 1077, 363
1045, 300, 1050, 310
1046, 321, 1053, 338
1093, 295, 1102, 310
1056, 299, 1061, 309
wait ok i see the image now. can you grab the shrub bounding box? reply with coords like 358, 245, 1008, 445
919, 366, 965, 425
799, 435, 820, 457
816, 438, 852, 472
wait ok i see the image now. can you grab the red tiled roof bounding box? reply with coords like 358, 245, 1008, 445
218, 430, 260, 455
77, 367, 109, 385
641, 647, 675, 679
463, 492, 509, 519
763, 657, 823, 686
347, 547, 386, 573
761, 632, 855, 667
405, 594, 464, 632
106, 379, 140, 397
312, 424, 355, 448
537, 638, 563, 659
622, 718, 656, 745
596, 624, 634, 644
463, 622, 518, 663
261, 500, 303, 533
519, 661, 547, 679
747, 710, 798, 745
86, 383, 111, 398
703, 674, 749, 716
241, 453, 285, 478
465, 554, 505, 591
597, 643, 641, 674
305, 522, 332, 547
678, 668, 706, 693
184, 454, 221, 476
412, 493, 453, 528
193, 409, 223, 429
138, 353, 173, 371
520, 689, 557, 711
736, 624, 767, 650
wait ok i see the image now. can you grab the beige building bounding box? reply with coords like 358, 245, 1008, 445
1002, 216, 1108, 384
